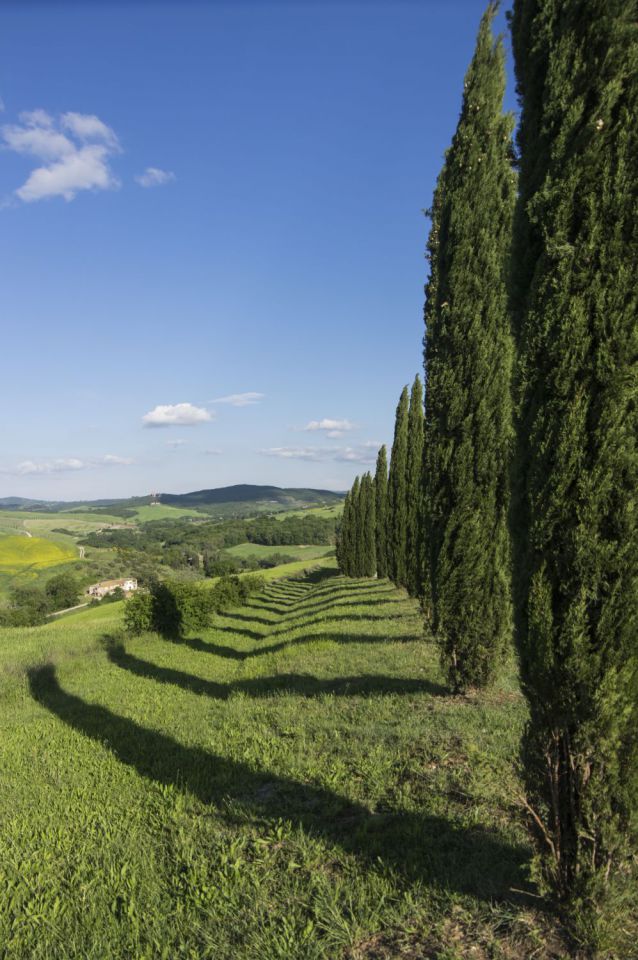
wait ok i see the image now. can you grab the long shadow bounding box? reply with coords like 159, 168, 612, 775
222, 594, 404, 627
170, 630, 421, 661
105, 642, 447, 698
213, 611, 415, 644
28, 664, 532, 902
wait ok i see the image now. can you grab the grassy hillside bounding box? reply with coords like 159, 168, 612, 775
227, 543, 335, 562
0, 568, 568, 959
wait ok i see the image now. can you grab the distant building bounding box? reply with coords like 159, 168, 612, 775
87, 578, 138, 599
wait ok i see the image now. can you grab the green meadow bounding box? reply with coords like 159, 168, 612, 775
227, 542, 335, 562
0, 567, 566, 959
130, 505, 211, 522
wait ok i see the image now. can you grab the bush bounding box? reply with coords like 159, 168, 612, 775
123, 591, 153, 635
124, 574, 265, 637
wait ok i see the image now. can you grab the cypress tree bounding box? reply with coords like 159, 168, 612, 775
423, 3, 515, 690
374, 445, 389, 578
387, 386, 409, 586
360, 472, 377, 577
336, 491, 350, 574
349, 475, 361, 577
510, 1, 638, 943
405, 375, 424, 596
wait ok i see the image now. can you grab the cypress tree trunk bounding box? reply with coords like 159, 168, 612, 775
406, 375, 424, 596
360, 472, 377, 577
387, 386, 409, 586
374, 445, 389, 578
423, 3, 515, 690
510, 1, 638, 944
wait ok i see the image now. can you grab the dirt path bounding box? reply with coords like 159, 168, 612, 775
47, 602, 90, 619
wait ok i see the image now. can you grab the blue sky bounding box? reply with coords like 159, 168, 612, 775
0, 0, 515, 500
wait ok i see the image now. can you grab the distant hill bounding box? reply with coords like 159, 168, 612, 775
0, 485, 344, 516
160, 485, 343, 508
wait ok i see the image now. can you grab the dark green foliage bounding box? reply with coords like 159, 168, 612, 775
123, 591, 153, 635
423, 4, 515, 691
405, 376, 424, 597
45, 574, 80, 611
387, 386, 409, 587
335, 491, 351, 575
510, 0, 638, 945
125, 575, 266, 638
337, 474, 377, 579
345, 478, 360, 577
374, 446, 389, 578
360, 473, 377, 578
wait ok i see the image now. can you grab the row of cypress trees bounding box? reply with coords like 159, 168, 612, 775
338, 1, 637, 949
337, 376, 423, 590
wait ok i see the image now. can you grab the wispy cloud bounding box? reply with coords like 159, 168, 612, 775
204, 448, 223, 456
260, 444, 377, 465
166, 439, 187, 448
142, 402, 213, 428
302, 418, 357, 439
2, 108, 121, 203
135, 166, 175, 188
213, 392, 264, 407
0, 454, 133, 476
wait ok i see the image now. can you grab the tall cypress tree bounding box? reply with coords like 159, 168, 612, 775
336, 491, 350, 575
423, 3, 515, 690
387, 386, 409, 586
374, 445, 389, 578
360, 472, 377, 577
405, 375, 424, 596
349, 475, 361, 577
510, 1, 638, 943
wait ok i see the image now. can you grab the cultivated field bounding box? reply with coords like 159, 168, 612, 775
0, 534, 77, 596
0, 567, 562, 959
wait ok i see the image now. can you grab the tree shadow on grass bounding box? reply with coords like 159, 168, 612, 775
164, 630, 421, 661
28, 663, 533, 903
105, 640, 447, 699
224, 594, 405, 626
213, 611, 419, 644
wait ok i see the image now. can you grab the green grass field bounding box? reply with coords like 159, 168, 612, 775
273, 505, 343, 521
131, 505, 211, 522
0, 567, 571, 959
227, 543, 335, 562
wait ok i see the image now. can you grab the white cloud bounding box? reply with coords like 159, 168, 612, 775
261, 444, 377, 465
142, 402, 213, 428
204, 448, 223, 456
61, 112, 119, 147
1, 454, 132, 475
2, 108, 121, 203
303, 418, 356, 434
135, 166, 175, 188
166, 439, 187, 448
213, 392, 264, 407
102, 454, 134, 465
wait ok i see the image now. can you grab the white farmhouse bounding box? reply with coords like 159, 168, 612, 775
87, 578, 138, 599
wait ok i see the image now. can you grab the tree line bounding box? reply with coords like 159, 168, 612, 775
337, 2, 637, 953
